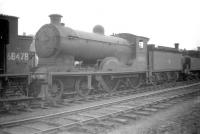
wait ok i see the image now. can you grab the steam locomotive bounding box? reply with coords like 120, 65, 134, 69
31, 14, 200, 103
0, 14, 200, 109
0, 14, 36, 110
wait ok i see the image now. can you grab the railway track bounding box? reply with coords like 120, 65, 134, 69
63, 80, 195, 104
1, 82, 200, 134
27, 80, 196, 109
0, 80, 195, 123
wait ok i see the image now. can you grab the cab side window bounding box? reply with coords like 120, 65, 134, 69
139, 40, 144, 48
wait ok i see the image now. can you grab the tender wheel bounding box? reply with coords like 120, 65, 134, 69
75, 78, 91, 97
151, 73, 158, 85
160, 72, 168, 83
171, 72, 179, 81
48, 79, 64, 101
129, 75, 142, 89
166, 72, 172, 82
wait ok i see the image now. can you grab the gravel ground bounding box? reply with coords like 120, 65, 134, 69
1, 92, 200, 134
109, 95, 200, 134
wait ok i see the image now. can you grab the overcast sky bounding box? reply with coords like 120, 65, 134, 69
1, 0, 200, 50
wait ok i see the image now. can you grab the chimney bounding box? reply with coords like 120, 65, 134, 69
174, 43, 179, 50
197, 47, 200, 51
49, 14, 62, 25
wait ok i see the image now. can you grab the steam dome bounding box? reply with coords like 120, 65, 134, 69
93, 25, 104, 35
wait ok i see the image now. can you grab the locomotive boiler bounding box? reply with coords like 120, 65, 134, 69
35, 14, 134, 71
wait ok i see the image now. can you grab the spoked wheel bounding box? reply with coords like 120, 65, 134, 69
48, 79, 64, 101
160, 72, 168, 83
195, 73, 200, 80
117, 79, 127, 91
129, 75, 142, 89
166, 72, 172, 82
171, 72, 179, 82
102, 76, 119, 93
75, 78, 92, 97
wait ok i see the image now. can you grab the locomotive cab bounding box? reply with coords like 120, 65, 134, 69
182, 56, 191, 74
113, 33, 149, 72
